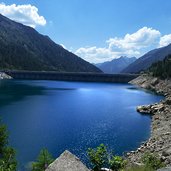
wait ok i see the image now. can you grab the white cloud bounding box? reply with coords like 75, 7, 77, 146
0, 3, 46, 28
76, 46, 140, 63
107, 27, 161, 51
159, 34, 171, 47
76, 27, 162, 63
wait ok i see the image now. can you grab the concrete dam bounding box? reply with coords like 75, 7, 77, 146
4, 71, 139, 83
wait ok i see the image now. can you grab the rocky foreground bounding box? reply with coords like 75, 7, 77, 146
46, 150, 90, 171
127, 75, 171, 167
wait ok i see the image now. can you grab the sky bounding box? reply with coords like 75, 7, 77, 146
1, 0, 171, 63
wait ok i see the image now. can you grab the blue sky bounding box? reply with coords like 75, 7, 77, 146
1, 0, 171, 63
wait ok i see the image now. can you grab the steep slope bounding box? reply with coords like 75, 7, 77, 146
96, 56, 136, 74
122, 44, 171, 73
0, 14, 101, 72
148, 55, 171, 78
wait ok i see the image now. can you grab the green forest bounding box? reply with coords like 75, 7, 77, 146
148, 55, 171, 78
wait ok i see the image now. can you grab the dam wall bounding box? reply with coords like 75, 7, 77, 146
4, 71, 139, 83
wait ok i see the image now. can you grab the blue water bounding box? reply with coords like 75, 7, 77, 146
0, 80, 163, 170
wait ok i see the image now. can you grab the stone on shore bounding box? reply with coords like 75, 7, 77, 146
46, 150, 90, 171
0, 72, 12, 79
137, 105, 152, 114
137, 103, 165, 114
157, 167, 171, 171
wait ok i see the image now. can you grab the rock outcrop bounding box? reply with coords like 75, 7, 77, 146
0, 72, 12, 79
46, 150, 90, 171
127, 75, 171, 167
137, 103, 165, 115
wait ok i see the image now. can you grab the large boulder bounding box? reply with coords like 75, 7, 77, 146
46, 150, 90, 171
137, 103, 165, 114
0, 72, 12, 79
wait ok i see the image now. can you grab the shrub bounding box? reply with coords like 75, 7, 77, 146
0, 147, 17, 171
32, 148, 54, 171
87, 144, 108, 171
142, 152, 165, 170
109, 155, 126, 171
0, 119, 17, 171
0, 123, 8, 154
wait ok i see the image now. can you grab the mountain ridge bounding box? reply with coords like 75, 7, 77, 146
122, 44, 171, 73
0, 14, 101, 73
95, 56, 136, 74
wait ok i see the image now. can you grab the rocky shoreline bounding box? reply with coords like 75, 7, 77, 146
0, 72, 12, 79
126, 75, 171, 167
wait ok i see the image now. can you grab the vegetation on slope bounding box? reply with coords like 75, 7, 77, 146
148, 55, 171, 78
32, 149, 54, 171
0, 120, 17, 171
87, 144, 126, 171
87, 144, 165, 171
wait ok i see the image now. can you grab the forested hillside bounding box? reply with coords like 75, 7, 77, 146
148, 55, 171, 78
0, 14, 101, 73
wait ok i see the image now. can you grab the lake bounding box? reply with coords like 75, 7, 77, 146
0, 80, 163, 170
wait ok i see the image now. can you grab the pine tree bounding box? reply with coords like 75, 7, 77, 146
0, 123, 8, 154
148, 55, 171, 78
0, 147, 17, 171
0, 120, 17, 171
32, 148, 54, 171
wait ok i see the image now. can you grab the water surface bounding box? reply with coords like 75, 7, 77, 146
0, 80, 163, 170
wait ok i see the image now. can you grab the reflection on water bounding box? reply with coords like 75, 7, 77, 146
0, 80, 45, 107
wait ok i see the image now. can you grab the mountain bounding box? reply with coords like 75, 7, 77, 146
0, 14, 101, 73
95, 56, 136, 74
122, 44, 171, 73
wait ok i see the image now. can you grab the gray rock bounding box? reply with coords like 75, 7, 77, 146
162, 148, 171, 157
0, 72, 12, 79
165, 98, 171, 105
151, 78, 159, 86
137, 105, 151, 114
101, 168, 110, 171
157, 167, 171, 171
46, 150, 90, 171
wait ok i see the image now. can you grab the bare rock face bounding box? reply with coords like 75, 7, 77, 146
46, 150, 90, 171
0, 72, 12, 79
